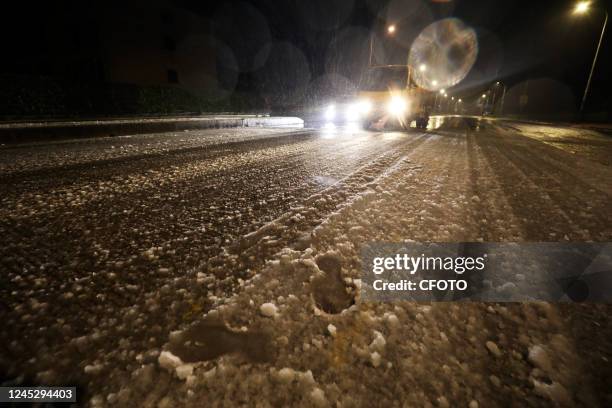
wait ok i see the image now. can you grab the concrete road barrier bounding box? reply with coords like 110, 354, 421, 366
0, 115, 304, 144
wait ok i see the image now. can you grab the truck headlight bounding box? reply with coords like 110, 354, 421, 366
387, 96, 407, 116
358, 99, 372, 114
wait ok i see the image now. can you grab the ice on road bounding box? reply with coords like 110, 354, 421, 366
1, 118, 610, 406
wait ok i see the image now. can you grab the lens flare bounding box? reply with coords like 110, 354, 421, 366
325, 105, 336, 121
345, 104, 359, 122
409, 18, 478, 91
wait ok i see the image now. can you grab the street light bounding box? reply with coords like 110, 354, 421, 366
419, 64, 427, 72
369, 24, 399, 65
455, 98, 462, 114
432, 80, 438, 86
572, 1, 608, 115
574, 1, 590, 14
439, 89, 445, 94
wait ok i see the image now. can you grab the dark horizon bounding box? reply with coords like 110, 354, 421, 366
0, 0, 609, 117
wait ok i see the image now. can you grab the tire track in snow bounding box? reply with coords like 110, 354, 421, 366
199, 132, 432, 290
465, 131, 526, 241
474, 129, 610, 240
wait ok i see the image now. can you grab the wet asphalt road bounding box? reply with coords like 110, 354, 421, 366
0, 118, 610, 399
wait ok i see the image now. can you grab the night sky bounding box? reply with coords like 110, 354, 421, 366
185, 0, 612, 112
1, 0, 610, 113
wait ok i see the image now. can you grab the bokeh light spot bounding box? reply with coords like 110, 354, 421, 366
409, 18, 478, 91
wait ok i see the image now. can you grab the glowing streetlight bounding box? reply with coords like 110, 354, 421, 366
492, 81, 507, 116
369, 24, 398, 66
439, 89, 445, 94
458, 99, 462, 102
574, 1, 591, 14
572, 1, 608, 114
451, 96, 455, 100
419, 64, 427, 72
482, 94, 486, 98
432, 80, 438, 86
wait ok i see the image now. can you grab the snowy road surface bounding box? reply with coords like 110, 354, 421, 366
1, 117, 611, 406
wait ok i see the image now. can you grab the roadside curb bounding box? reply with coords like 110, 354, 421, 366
0, 116, 304, 144
487, 116, 612, 135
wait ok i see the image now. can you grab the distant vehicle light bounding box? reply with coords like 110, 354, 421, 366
345, 104, 359, 122
323, 122, 336, 131
325, 105, 336, 120
387, 96, 407, 116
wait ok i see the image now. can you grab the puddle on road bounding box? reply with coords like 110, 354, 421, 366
429, 116, 487, 132
311, 252, 355, 314
168, 317, 273, 363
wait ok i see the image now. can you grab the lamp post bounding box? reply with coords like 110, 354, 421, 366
434, 89, 445, 113
492, 81, 507, 116
499, 82, 507, 116
369, 24, 397, 66
481, 93, 488, 116
573, 1, 608, 115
